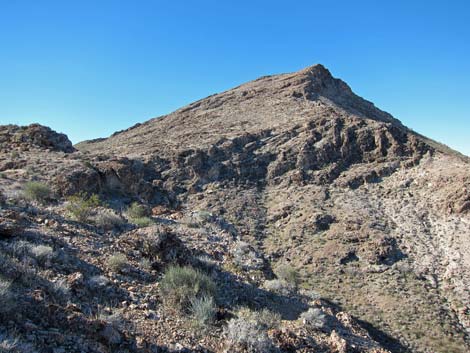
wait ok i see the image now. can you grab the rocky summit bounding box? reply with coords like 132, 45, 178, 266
0, 64, 469, 353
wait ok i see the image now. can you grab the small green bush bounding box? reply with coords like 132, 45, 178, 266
160, 265, 216, 311
126, 202, 153, 227
23, 182, 51, 204
107, 253, 128, 272
66, 193, 101, 222
126, 202, 149, 219
130, 216, 154, 228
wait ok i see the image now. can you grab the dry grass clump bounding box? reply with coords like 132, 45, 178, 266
225, 307, 280, 352
232, 241, 264, 271
160, 265, 216, 311
264, 279, 292, 296
107, 253, 128, 272
23, 182, 51, 204
189, 295, 216, 331
300, 308, 326, 329
274, 264, 300, 290
130, 216, 154, 228
126, 202, 154, 228
93, 209, 126, 230
126, 202, 149, 218
30, 245, 54, 265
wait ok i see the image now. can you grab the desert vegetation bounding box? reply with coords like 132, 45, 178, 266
159, 265, 216, 311
125, 202, 154, 227
66, 192, 101, 222
23, 181, 51, 204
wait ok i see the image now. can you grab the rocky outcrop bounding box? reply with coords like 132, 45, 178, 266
0, 124, 75, 153
443, 180, 470, 214
144, 116, 432, 197
53, 157, 171, 204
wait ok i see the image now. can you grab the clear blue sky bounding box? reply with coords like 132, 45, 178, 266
1, 1, 469, 155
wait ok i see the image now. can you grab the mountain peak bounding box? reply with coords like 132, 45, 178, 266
297, 63, 332, 77
289, 63, 349, 97
77, 65, 404, 156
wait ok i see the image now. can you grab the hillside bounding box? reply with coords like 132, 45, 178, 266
1, 65, 469, 353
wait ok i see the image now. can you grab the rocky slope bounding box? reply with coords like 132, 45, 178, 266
1, 64, 470, 353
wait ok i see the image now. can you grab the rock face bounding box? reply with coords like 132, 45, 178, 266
0, 124, 75, 153
53, 156, 169, 204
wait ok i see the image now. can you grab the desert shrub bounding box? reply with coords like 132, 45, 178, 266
9, 240, 30, 259
275, 264, 300, 289
190, 295, 216, 330
93, 209, 126, 230
236, 307, 281, 330
95, 308, 125, 328
264, 279, 292, 296
82, 160, 95, 169
88, 275, 110, 290
23, 182, 51, 204
126, 202, 149, 219
300, 308, 326, 329
195, 254, 217, 272
139, 258, 152, 270
232, 241, 264, 271
182, 210, 213, 228
66, 193, 101, 222
160, 265, 216, 311
107, 253, 128, 272
299, 289, 321, 301
225, 312, 278, 353
126, 202, 153, 228
50, 278, 71, 302
0, 277, 12, 298
30, 245, 54, 265
194, 210, 213, 223
130, 216, 154, 228
258, 309, 282, 330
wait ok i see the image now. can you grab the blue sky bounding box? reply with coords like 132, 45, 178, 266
0, 1, 469, 155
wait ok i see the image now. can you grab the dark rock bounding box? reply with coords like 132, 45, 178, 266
0, 124, 75, 153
